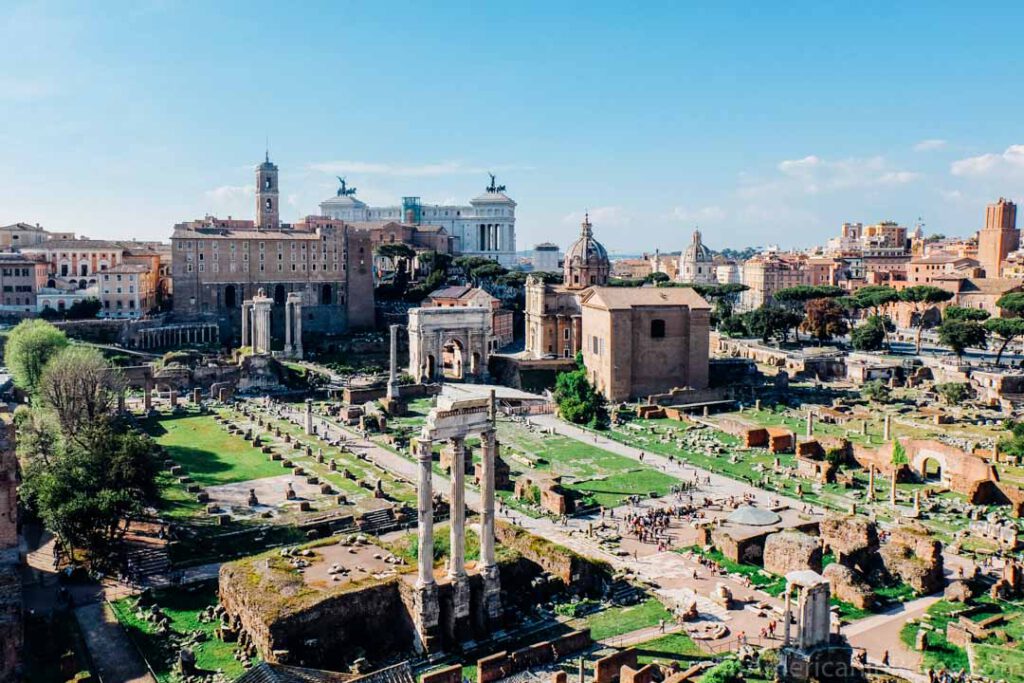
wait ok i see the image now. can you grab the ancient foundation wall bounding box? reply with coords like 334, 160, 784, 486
476, 630, 592, 683
593, 649, 638, 683
494, 521, 611, 594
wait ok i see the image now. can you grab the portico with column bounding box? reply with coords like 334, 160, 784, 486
412, 388, 502, 652
284, 291, 304, 359
250, 289, 273, 355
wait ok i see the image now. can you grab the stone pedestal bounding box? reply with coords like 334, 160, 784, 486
169, 390, 178, 408
413, 581, 441, 653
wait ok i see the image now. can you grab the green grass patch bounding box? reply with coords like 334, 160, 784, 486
110, 581, 248, 682
633, 632, 709, 665
575, 598, 673, 641
973, 644, 1024, 682
144, 412, 285, 487
899, 600, 970, 674
682, 546, 786, 596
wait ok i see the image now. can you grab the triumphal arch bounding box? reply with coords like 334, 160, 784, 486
412, 389, 501, 651
407, 307, 490, 382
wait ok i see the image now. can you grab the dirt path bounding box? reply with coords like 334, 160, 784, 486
843, 594, 939, 678
75, 602, 157, 683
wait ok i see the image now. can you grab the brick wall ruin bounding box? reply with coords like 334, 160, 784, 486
0, 416, 21, 682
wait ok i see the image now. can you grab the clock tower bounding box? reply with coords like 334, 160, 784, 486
256, 152, 280, 230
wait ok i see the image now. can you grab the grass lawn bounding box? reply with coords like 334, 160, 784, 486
110, 581, 247, 682
683, 546, 786, 597
899, 600, 970, 674
973, 644, 1024, 682
496, 420, 679, 508
633, 632, 709, 665
144, 412, 284, 487
573, 598, 673, 641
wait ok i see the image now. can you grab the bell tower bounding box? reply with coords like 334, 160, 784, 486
256, 151, 280, 230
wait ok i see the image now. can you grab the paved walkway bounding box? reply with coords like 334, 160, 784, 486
843, 594, 940, 677
75, 602, 156, 683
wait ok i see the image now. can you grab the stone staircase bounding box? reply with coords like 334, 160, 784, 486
606, 578, 642, 605
127, 544, 171, 583
358, 508, 397, 533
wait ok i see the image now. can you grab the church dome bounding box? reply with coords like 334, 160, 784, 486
564, 214, 610, 289
726, 506, 781, 527
683, 229, 713, 263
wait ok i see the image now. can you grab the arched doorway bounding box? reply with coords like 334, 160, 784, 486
442, 339, 464, 379
225, 284, 237, 309
321, 284, 332, 305
273, 284, 286, 306
922, 457, 942, 483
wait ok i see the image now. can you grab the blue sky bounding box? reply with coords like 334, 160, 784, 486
3, 1, 1024, 254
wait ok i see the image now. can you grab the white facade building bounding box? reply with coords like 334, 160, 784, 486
320, 176, 517, 267
531, 243, 561, 273
716, 263, 741, 284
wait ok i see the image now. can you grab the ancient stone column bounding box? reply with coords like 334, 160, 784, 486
448, 437, 467, 579
806, 411, 814, 437
866, 466, 875, 501
448, 436, 471, 632
293, 299, 303, 359
883, 414, 891, 441
387, 324, 401, 400
143, 382, 152, 412
413, 437, 439, 651
252, 293, 273, 354
890, 468, 898, 506
169, 390, 178, 408
241, 301, 252, 348
480, 428, 502, 621
284, 299, 293, 356
913, 490, 921, 514
304, 399, 314, 436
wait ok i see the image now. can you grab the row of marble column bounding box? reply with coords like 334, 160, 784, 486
413, 429, 500, 650
138, 324, 218, 349
240, 292, 303, 358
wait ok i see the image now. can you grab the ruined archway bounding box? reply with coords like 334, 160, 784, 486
442, 339, 465, 380
922, 457, 943, 483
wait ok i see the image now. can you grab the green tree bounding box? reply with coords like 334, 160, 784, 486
851, 316, 886, 351
39, 346, 126, 438
719, 314, 748, 338
645, 271, 670, 284
4, 319, 69, 393
984, 317, 1024, 365
692, 283, 749, 325
935, 382, 971, 406
853, 285, 899, 347
898, 285, 954, 353
861, 379, 891, 403
65, 298, 102, 320
554, 357, 608, 429
19, 422, 157, 564
997, 292, 1024, 316
937, 319, 987, 362
701, 659, 743, 683
799, 298, 849, 343
743, 306, 802, 344
943, 305, 990, 322
892, 440, 908, 465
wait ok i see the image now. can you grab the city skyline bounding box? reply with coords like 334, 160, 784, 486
3, 2, 1024, 251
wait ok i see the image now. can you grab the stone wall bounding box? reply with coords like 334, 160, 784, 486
763, 530, 822, 575
475, 629, 592, 683
620, 664, 657, 683
423, 664, 463, 683
593, 649, 638, 683
494, 521, 610, 593
218, 562, 413, 669
880, 522, 944, 594
819, 514, 877, 570
0, 416, 20, 682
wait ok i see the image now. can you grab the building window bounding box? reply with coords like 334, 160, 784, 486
651, 319, 666, 338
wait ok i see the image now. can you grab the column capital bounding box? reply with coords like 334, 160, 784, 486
413, 438, 434, 461
481, 429, 497, 447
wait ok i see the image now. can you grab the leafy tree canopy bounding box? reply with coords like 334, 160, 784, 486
4, 319, 69, 393
554, 355, 608, 429
937, 319, 987, 361
944, 305, 990, 322
984, 317, 1024, 365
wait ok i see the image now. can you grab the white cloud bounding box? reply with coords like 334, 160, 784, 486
914, 139, 947, 152
308, 160, 531, 178
205, 185, 253, 202
671, 205, 726, 223
562, 206, 630, 228
951, 145, 1024, 177
0, 77, 58, 103
740, 154, 919, 198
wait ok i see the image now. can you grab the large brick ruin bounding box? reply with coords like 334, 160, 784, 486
219, 521, 611, 670
0, 416, 21, 681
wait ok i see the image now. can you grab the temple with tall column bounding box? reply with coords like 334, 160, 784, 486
412, 388, 502, 651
